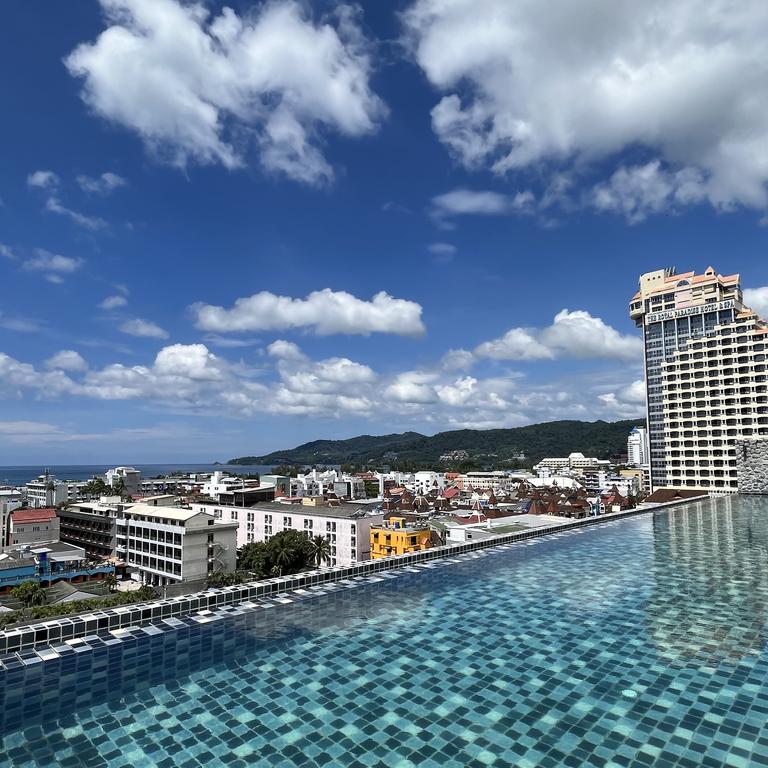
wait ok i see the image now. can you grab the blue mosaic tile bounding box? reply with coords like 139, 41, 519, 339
3, 497, 768, 766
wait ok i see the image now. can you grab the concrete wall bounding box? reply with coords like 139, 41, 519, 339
736, 438, 768, 494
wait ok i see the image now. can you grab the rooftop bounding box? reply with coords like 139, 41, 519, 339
11, 508, 57, 524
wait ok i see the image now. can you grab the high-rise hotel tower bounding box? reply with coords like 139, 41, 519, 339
630, 267, 768, 493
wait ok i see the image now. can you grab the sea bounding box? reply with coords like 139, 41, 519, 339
0, 464, 276, 487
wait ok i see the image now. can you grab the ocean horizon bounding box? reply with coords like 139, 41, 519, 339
0, 463, 276, 487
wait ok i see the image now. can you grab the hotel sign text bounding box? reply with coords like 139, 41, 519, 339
645, 299, 735, 325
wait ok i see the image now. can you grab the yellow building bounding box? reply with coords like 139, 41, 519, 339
370, 516, 432, 559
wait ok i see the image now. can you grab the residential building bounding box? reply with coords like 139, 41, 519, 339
188, 501, 382, 566
630, 266, 767, 492
533, 454, 611, 477
413, 471, 445, 495
25, 471, 67, 508
115, 504, 237, 588
627, 426, 649, 467
138, 476, 184, 495
105, 466, 141, 496
9, 508, 60, 547
58, 498, 122, 560
260, 474, 292, 497
370, 515, 433, 559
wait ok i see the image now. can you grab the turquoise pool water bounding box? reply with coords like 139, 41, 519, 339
3, 496, 768, 767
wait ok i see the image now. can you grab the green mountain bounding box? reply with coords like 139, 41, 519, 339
227, 419, 644, 468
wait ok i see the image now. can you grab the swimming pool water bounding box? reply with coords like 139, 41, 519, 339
3, 496, 768, 767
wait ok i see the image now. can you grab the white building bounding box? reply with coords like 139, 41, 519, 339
459, 471, 517, 491
630, 266, 767, 492
105, 466, 141, 496
25, 472, 67, 508
116, 503, 237, 587
188, 501, 383, 567
627, 427, 648, 467
413, 471, 446, 495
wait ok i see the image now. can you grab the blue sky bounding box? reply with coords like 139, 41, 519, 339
1, 0, 768, 464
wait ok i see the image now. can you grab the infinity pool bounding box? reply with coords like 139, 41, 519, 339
3, 496, 768, 767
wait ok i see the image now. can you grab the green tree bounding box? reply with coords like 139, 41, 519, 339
82, 477, 110, 498
308, 534, 332, 568
103, 573, 117, 593
136, 585, 158, 601
11, 581, 46, 608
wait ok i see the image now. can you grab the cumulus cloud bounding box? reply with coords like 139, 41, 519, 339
744, 287, 768, 319
475, 310, 642, 362
99, 295, 128, 310
119, 318, 169, 339
191, 289, 425, 337
0, 337, 646, 425
46, 350, 88, 372
22, 249, 84, 283
77, 172, 127, 194
592, 161, 707, 223
66, 0, 385, 185
27, 170, 60, 189
404, 0, 768, 215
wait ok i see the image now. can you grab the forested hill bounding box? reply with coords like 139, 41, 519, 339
227, 419, 644, 468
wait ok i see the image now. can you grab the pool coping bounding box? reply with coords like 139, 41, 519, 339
0, 496, 709, 657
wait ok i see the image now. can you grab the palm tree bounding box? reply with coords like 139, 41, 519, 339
11, 581, 47, 608
270, 537, 294, 577
309, 535, 332, 568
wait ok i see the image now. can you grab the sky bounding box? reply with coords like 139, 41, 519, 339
1, 0, 768, 464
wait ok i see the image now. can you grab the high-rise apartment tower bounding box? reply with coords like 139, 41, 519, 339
630, 267, 768, 493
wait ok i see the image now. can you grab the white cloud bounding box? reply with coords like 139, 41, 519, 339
77, 172, 127, 194
0, 314, 42, 333
46, 350, 88, 372
404, 0, 768, 215
119, 318, 169, 339
592, 161, 707, 223
22, 249, 84, 282
0, 243, 15, 260
384, 371, 439, 404
475, 310, 642, 362
441, 348, 475, 371
427, 242, 457, 256
99, 295, 128, 310
744, 287, 768, 319
267, 339, 307, 361
66, 0, 385, 185
598, 379, 646, 417
0, 421, 63, 436
432, 188, 534, 220
191, 289, 425, 337
27, 170, 60, 189
45, 196, 107, 230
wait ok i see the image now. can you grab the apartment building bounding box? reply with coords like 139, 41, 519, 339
630, 266, 768, 492
105, 466, 141, 496
25, 472, 67, 508
627, 426, 649, 467
188, 501, 383, 567
9, 508, 59, 547
115, 504, 237, 587
58, 498, 122, 560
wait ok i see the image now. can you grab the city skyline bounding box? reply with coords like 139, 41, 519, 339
2, 1, 768, 463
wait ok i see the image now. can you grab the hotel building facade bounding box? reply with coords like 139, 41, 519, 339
630, 267, 768, 493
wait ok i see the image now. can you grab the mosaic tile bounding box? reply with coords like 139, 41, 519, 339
2, 497, 767, 766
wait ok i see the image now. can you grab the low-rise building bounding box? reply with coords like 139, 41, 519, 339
370, 515, 433, 559
115, 504, 237, 588
25, 472, 67, 508
9, 508, 60, 547
188, 501, 382, 566
58, 497, 123, 560
105, 466, 141, 496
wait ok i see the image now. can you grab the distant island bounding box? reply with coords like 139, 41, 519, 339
227, 419, 644, 469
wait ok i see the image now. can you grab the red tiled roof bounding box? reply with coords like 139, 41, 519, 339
443, 487, 459, 499
12, 508, 57, 523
